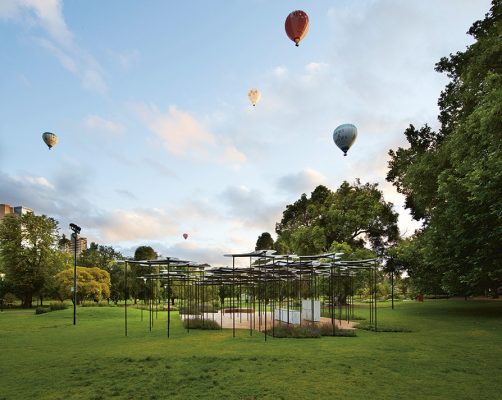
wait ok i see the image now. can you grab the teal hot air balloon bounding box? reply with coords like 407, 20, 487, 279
42, 132, 58, 149
333, 124, 357, 156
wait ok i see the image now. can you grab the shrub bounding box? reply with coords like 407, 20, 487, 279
292, 325, 321, 338
319, 323, 357, 337
49, 302, 68, 311
81, 300, 114, 307
356, 322, 412, 332
267, 324, 321, 338
2, 292, 18, 306
35, 307, 50, 315
182, 318, 220, 330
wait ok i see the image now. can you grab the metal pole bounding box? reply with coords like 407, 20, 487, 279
72, 232, 77, 326
232, 256, 235, 338
167, 263, 171, 338
125, 261, 128, 337
374, 261, 378, 332
391, 269, 394, 310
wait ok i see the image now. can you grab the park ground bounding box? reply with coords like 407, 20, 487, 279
0, 299, 501, 399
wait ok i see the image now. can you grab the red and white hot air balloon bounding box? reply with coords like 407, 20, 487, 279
183, 233, 188, 240
285, 10, 309, 47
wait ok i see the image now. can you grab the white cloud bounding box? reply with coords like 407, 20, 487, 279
97, 208, 178, 241
13, 175, 55, 190
85, 115, 125, 135
277, 168, 327, 195
133, 103, 247, 168
304, 62, 329, 74
135, 103, 214, 157
273, 66, 288, 77
109, 49, 140, 70
150, 241, 237, 267
220, 185, 283, 230
222, 145, 247, 169
1, 0, 107, 94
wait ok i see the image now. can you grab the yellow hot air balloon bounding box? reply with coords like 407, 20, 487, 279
248, 89, 261, 107
42, 132, 58, 150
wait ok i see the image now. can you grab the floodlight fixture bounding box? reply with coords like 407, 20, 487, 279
69, 223, 81, 234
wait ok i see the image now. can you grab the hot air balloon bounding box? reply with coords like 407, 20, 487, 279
285, 10, 309, 47
333, 124, 358, 156
42, 132, 58, 150
248, 89, 261, 107
183, 233, 188, 240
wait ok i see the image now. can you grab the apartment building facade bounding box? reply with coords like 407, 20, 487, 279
0, 203, 33, 220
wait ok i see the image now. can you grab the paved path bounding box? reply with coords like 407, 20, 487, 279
183, 311, 356, 331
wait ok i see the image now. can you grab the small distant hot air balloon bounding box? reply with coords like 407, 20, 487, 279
285, 10, 309, 47
183, 233, 188, 240
248, 89, 261, 107
333, 124, 358, 156
42, 132, 58, 150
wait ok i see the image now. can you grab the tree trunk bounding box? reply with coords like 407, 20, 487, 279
23, 293, 33, 308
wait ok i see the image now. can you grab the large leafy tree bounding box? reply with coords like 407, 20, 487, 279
0, 213, 63, 307
79, 242, 122, 270
387, 1, 502, 296
275, 182, 399, 255
55, 267, 111, 304
79, 242, 123, 303
129, 245, 159, 303
255, 232, 274, 250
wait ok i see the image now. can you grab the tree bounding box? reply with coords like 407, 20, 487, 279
55, 267, 111, 304
255, 232, 274, 250
79, 242, 123, 303
0, 213, 62, 308
58, 233, 71, 251
79, 242, 122, 270
276, 182, 399, 255
130, 245, 159, 303
134, 246, 158, 261
386, 1, 502, 296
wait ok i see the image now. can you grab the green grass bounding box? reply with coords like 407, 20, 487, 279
0, 299, 501, 399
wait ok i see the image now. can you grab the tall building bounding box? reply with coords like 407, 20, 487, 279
13, 206, 33, 216
0, 204, 33, 220
70, 235, 88, 255
0, 204, 13, 220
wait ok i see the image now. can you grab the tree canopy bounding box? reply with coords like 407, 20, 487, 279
55, 267, 111, 304
255, 232, 274, 251
275, 182, 399, 256
134, 246, 158, 261
0, 213, 65, 307
387, 0, 502, 296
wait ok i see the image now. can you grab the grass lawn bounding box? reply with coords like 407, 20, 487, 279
0, 299, 501, 399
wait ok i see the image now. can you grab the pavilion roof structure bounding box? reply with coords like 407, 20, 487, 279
129, 251, 378, 286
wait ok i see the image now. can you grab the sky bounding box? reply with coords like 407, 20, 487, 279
0, 0, 492, 266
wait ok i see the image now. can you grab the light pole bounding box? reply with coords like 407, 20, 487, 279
69, 223, 81, 325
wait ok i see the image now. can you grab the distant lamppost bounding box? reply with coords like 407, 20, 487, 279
0, 273, 5, 312
69, 223, 81, 325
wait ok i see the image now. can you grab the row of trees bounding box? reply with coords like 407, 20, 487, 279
0, 213, 125, 308
386, 1, 501, 297
256, 180, 398, 260
0, 211, 185, 308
